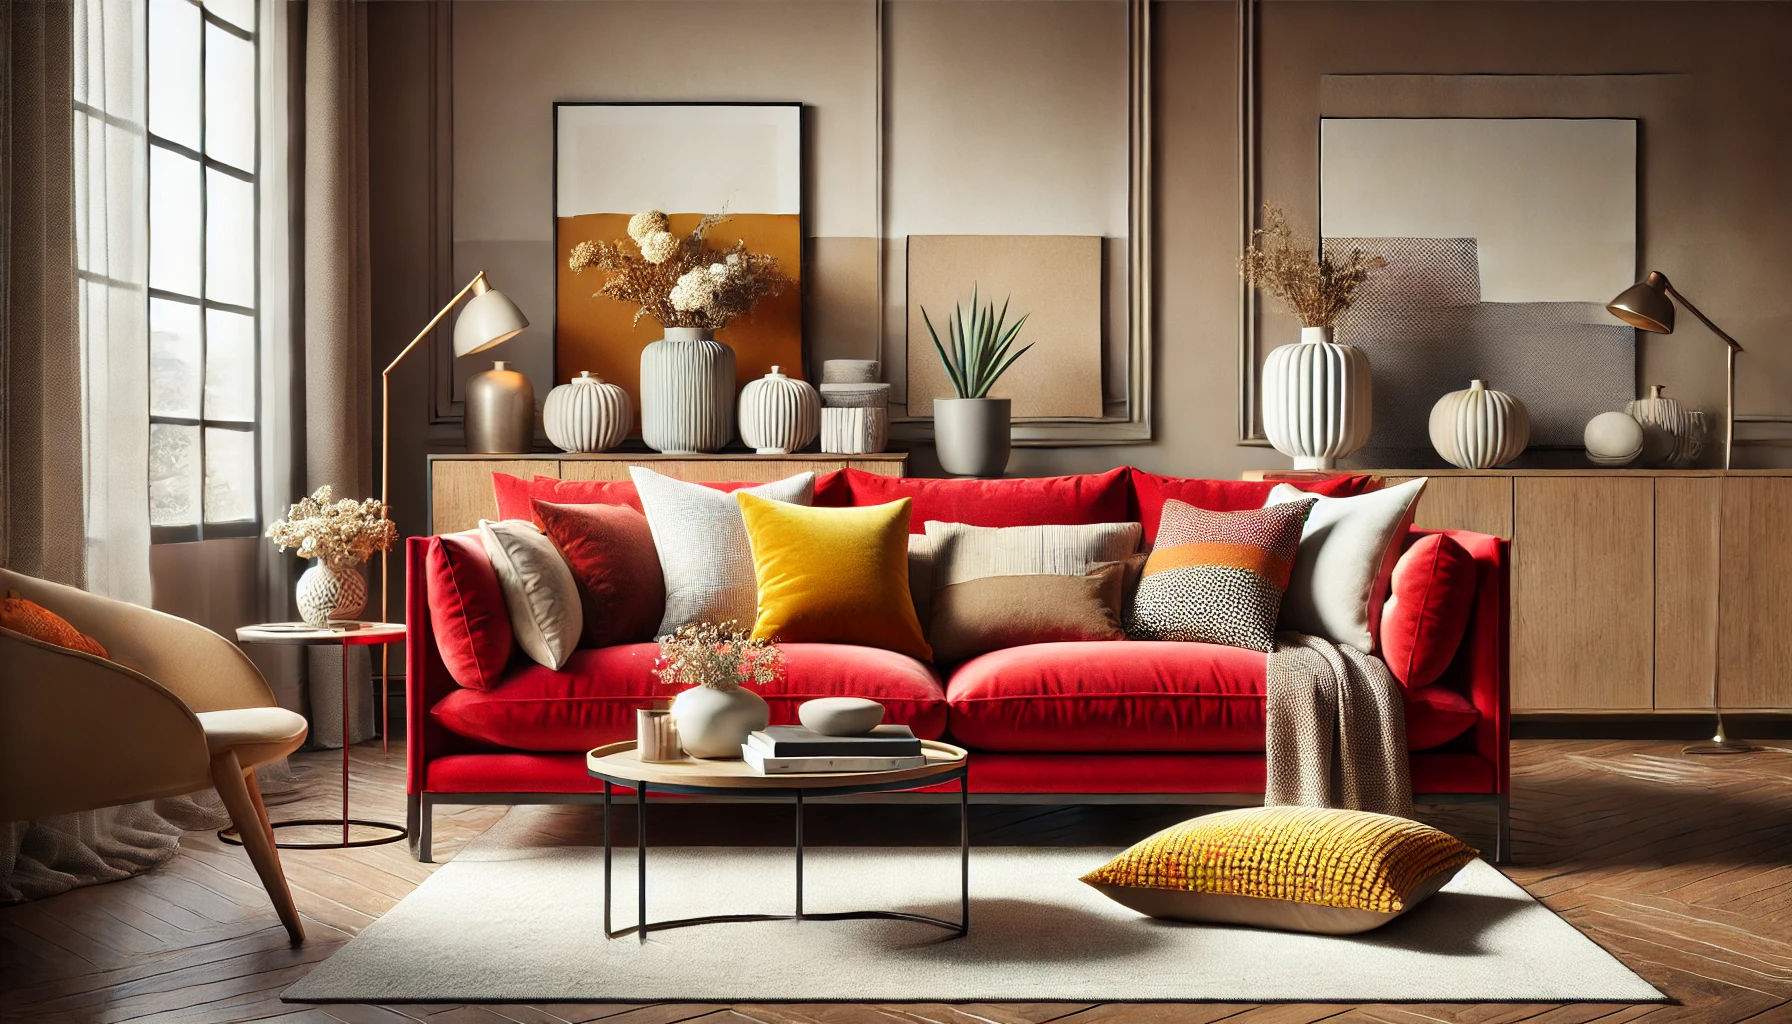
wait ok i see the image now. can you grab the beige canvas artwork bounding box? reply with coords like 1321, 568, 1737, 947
906, 235, 1104, 419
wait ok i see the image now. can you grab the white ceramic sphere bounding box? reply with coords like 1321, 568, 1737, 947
1429, 379, 1530, 469
1261, 326, 1373, 470
543, 371, 632, 453
1585, 411, 1645, 466
798, 697, 886, 736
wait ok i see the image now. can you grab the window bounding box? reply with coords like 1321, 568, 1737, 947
146, 0, 259, 541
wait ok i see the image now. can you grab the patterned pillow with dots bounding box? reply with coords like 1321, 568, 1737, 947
1124, 497, 1315, 652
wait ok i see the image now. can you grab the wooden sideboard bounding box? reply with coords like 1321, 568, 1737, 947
1256, 469, 1792, 715
427, 452, 909, 536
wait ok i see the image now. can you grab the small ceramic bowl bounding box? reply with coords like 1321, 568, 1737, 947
798, 696, 886, 736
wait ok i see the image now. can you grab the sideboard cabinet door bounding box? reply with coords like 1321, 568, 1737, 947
1512, 476, 1654, 712
1718, 477, 1792, 710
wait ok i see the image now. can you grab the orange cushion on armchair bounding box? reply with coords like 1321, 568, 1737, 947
0, 592, 108, 659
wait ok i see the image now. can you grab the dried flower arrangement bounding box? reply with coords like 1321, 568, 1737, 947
567, 210, 792, 331
265, 486, 397, 569
653, 621, 784, 692
1239, 205, 1386, 328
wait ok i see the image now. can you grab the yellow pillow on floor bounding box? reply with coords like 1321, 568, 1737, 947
736, 493, 931, 661
1081, 806, 1477, 934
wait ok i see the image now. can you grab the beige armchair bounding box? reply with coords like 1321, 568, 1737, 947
0, 569, 309, 943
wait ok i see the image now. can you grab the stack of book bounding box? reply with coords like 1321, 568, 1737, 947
741, 724, 924, 774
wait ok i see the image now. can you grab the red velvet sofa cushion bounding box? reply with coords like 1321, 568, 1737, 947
533, 500, 665, 648
943, 640, 1477, 753
1128, 471, 1383, 544
431, 642, 949, 752
1381, 532, 1479, 690
819, 467, 1131, 533
493, 471, 845, 523
424, 531, 514, 691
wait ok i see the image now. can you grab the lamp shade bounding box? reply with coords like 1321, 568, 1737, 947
1607, 271, 1674, 334
453, 282, 529, 357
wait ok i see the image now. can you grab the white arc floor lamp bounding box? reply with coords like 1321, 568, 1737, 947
1607, 271, 1753, 756
376, 271, 529, 731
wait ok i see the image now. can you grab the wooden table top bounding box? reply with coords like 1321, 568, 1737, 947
586, 739, 968, 791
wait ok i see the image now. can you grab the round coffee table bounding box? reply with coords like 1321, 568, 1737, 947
586, 738, 970, 942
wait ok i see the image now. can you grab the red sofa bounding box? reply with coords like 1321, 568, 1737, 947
405, 468, 1509, 861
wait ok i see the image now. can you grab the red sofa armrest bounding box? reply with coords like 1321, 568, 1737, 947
406, 535, 475, 794
1409, 528, 1510, 795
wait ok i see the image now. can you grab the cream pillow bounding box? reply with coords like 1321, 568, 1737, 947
478, 518, 582, 670
630, 467, 815, 636
924, 520, 1142, 588
1265, 478, 1426, 652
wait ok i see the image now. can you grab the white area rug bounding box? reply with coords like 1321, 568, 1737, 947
287, 807, 1662, 1004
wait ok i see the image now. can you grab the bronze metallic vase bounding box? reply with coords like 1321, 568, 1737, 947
465, 360, 535, 453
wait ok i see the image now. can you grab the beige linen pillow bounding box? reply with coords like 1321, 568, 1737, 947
929, 561, 1128, 664
478, 519, 582, 670
1265, 478, 1427, 652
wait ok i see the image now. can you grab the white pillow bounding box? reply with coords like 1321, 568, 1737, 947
478, 518, 582, 670
629, 467, 815, 637
1265, 478, 1426, 653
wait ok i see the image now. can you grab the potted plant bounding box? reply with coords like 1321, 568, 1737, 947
656, 621, 784, 759
922, 285, 1033, 477
567, 211, 791, 454
265, 487, 398, 628
1240, 205, 1385, 469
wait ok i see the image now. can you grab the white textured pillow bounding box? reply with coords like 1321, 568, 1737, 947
630, 467, 815, 636
1266, 479, 1426, 652
477, 518, 582, 670
924, 520, 1143, 588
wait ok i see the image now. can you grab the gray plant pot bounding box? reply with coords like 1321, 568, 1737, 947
934, 397, 1012, 477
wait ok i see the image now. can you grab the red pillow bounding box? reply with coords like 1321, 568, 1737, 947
493, 471, 844, 523
821, 467, 1130, 533
1129, 471, 1383, 545
1379, 532, 1477, 690
533, 500, 665, 647
425, 531, 514, 690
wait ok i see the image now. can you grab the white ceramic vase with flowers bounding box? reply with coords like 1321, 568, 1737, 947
656, 621, 782, 759
568, 210, 793, 454
266, 487, 398, 628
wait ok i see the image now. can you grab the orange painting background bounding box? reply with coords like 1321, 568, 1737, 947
556, 212, 804, 430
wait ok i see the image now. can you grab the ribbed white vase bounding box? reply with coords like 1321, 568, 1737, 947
1626, 384, 1689, 468
738, 365, 820, 455
543, 371, 632, 453
1261, 326, 1373, 470
639, 328, 735, 454
821, 407, 889, 454
1428, 379, 1530, 469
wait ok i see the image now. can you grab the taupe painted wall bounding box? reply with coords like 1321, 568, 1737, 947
368, 0, 1792, 549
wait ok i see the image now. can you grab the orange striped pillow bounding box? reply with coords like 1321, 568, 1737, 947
1124, 498, 1314, 652
0, 593, 109, 659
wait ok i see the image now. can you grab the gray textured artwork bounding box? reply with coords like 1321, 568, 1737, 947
1324, 237, 1634, 452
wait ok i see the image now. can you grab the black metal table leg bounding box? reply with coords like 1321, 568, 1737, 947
960, 772, 970, 935
794, 789, 804, 921
636, 782, 647, 944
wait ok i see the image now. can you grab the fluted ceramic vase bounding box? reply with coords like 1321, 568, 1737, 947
1627, 384, 1689, 468
639, 328, 735, 454
295, 561, 366, 628
670, 684, 769, 759
544, 371, 632, 453
1261, 326, 1373, 470
738, 365, 820, 454
1429, 379, 1530, 469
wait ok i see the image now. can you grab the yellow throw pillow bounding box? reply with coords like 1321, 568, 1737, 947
736, 493, 932, 661
1081, 806, 1477, 934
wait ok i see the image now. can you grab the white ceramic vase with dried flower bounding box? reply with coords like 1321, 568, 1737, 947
641, 329, 736, 454
295, 561, 366, 627
656, 622, 782, 759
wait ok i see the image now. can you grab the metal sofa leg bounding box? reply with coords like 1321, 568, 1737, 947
409, 793, 433, 863
1494, 793, 1512, 865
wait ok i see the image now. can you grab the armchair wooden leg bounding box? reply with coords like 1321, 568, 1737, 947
212, 751, 305, 943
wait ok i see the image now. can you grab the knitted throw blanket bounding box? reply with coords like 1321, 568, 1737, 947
1265, 632, 1413, 817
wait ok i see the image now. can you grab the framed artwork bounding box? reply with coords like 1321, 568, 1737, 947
553, 102, 805, 414
1319, 117, 1638, 450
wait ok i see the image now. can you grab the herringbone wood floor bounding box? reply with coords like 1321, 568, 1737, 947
3, 738, 1789, 1024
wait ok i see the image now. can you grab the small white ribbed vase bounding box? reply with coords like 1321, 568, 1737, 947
543, 371, 632, 453
1626, 384, 1688, 468
1428, 379, 1530, 469
639, 328, 735, 454
738, 365, 820, 455
1261, 326, 1373, 470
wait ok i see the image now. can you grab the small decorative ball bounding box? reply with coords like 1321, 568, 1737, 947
798, 697, 885, 737
1585, 411, 1645, 466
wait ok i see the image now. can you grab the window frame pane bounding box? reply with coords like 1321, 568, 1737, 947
147, 0, 261, 544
